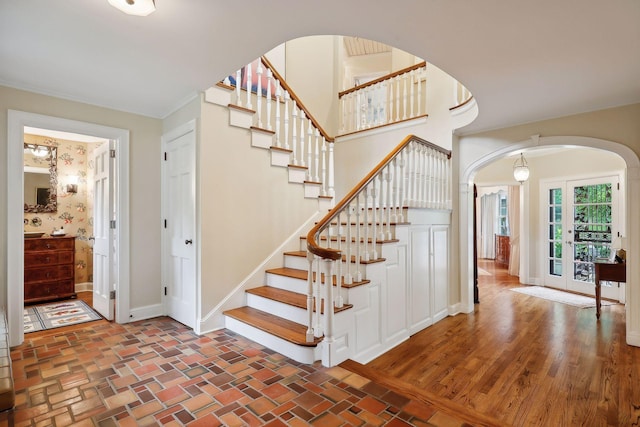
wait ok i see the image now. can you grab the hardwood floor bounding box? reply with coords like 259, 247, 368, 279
366, 260, 640, 426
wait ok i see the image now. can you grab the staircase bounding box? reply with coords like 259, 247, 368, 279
204, 58, 454, 367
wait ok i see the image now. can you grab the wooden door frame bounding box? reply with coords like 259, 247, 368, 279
7, 110, 130, 346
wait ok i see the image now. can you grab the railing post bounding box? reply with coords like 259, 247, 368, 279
314, 252, 323, 338
385, 166, 393, 240
395, 76, 400, 122
321, 258, 335, 366
397, 151, 406, 222
299, 110, 306, 167
344, 205, 353, 285
371, 178, 378, 259
321, 137, 327, 196
355, 195, 362, 282
306, 115, 313, 176
306, 251, 315, 342
363, 185, 370, 262
313, 129, 320, 182
409, 70, 415, 119
417, 69, 422, 116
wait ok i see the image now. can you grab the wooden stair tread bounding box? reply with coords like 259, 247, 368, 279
246, 286, 352, 313
266, 267, 370, 288
224, 307, 322, 347
283, 251, 385, 265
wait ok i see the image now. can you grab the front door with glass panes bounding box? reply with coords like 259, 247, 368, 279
543, 176, 621, 300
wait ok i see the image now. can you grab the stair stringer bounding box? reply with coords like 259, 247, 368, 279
197, 211, 323, 334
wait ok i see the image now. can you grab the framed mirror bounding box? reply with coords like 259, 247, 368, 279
24, 143, 58, 213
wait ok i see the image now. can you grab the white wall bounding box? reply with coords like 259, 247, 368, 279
1, 85, 163, 312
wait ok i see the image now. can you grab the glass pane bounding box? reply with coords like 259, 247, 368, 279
549, 259, 562, 276
554, 207, 562, 222
574, 262, 594, 282
548, 187, 563, 277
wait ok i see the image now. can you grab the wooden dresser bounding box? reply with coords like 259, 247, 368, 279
24, 236, 76, 304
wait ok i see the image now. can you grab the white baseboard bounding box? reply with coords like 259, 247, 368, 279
627, 330, 640, 347
75, 282, 93, 293
129, 303, 163, 322
448, 302, 465, 315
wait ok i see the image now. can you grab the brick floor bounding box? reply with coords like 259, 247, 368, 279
1, 317, 473, 426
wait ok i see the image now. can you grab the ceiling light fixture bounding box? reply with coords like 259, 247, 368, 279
108, 0, 156, 16
513, 153, 530, 183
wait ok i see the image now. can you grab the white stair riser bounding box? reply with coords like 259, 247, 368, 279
246, 293, 308, 325
229, 108, 254, 129
204, 86, 232, 107
225, 316, 319, 364
288, 168, 306, 184
266, 273, 307, 293
304, 183, 321, 199
271, 150, 291, 167
251, 130, 274, 149
284, 255, 308, 270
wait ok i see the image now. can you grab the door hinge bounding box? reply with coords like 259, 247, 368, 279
110, 220, 116, 229
164, 152, 167, 161
164, 219, 167, 229
617, 182, 620, 190
109, 290, 116, 300
110, 149, 116, 158
164, 287, 167, 296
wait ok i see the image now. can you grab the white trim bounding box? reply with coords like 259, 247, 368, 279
75, 283, 93, 293
7, 110, 131, 347
460, 135, 640, 348
129, 303, 164, 322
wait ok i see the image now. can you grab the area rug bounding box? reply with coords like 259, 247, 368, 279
24, 300, 102, 333
511, 286, 617, 309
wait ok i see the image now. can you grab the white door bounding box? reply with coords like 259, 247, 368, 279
162, 125, 197, 328
92, 142, 115, 320
543, 176, 621, 300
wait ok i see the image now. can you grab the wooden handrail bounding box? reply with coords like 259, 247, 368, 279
260, 56, 334, 143
449, 95, 474, 111
338, 61, 427, 99
306, 135, 450, 260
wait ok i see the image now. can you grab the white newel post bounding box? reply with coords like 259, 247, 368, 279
314, 251, 323, 338
385, 166, 393, 240
355, 196, 362, 281
409, 71, 415, 118
402, 74, 408, 120
371, 179, 378, 259
363, 186, 370, 262
395, 76, 401, 122
321, 258, 336, 366
417, 70, 422, 116
245, 63, 252, 110
321, 137, 327, 196
256, 61, 263, 128
306, 120, 313, 180
306, 252, 315, 342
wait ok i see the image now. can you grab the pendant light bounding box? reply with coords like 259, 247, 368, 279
513, 153, 530, 183
108, 0, 156, 16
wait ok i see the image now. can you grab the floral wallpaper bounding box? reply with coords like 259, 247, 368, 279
24, 134, 104, 286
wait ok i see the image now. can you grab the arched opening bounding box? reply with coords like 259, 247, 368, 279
459, 135, 640, 347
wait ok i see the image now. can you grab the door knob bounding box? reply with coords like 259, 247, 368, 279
185, 239, 193, 245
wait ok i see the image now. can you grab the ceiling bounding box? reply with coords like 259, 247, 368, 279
1, 1, 638, 134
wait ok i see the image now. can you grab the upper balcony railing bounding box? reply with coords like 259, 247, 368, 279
338, 62, 428, 135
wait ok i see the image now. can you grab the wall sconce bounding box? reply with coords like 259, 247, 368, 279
108, 0, 156, 16
513, 153, 530, 184
66, 176, 78, 194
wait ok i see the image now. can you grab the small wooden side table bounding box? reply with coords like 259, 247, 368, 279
593, 262, 625, 319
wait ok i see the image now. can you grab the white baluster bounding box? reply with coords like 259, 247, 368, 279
291, 104, 298, 165
397, 151, 406, 222
314, 252, 323, 338
388, 80, 394, 126
409, 71, 415, 118
256, 61, 263, 127
235, 69, 242, 107
402, 73, 408, 120
385, 166, 393, 240
299, 110, 306, 167
322, 259, 335, 354
313, 129, 320, 182
417, 68, 422, 116
265, 68, 273, 131
344, 205, 353, 285
275, 83, 282, 147
283, 92, 290, 150
395, 76, 400, 122
363, 185, 370, 262
370, 180, 378, 259
328, 142, 335, 199
306, 251, 315, 342
391, 159, 398, 222
355, 196, 362, 282
245, 63, 252, 110
321, 137, 327, 196
306, 117, 313, 179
